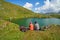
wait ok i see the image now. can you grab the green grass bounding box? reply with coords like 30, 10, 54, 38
0, 19, 25, 40
0, 20, 60, 40
23, 25, 60, 40
0, 0, 34, 19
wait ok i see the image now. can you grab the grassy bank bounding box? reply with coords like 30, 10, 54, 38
0, 19, 25, 40
0, 20, 60, 40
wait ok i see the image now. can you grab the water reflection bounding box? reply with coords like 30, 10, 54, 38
11, 18, 60, 27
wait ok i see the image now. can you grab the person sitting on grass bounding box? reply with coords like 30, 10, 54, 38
29, 22, 34, 30
34, 21, 40, 30
20, 26, 27, 32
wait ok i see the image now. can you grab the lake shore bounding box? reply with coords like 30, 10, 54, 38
0, 19, 60, 40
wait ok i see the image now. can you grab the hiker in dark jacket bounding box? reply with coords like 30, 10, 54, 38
20, 26, 27, 32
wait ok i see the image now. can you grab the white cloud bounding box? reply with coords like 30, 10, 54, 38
35, 0, 60, 13
35, 2, 40, 6
23, 2, 33, 10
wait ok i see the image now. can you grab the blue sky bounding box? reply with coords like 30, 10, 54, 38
5, 0, 44, 6
5, 0, 60, 13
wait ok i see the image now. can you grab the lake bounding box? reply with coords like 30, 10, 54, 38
11, 18, 60, 27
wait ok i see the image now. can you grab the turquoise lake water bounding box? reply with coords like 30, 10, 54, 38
11, 18, 60, 27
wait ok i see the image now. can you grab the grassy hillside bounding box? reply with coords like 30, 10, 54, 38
49, 14, 60, 18
0, 19, 60, 40
0, 19, 24, 40
0, 0, 37, 19
0, 0, 52, 20
0, 0, 60, 20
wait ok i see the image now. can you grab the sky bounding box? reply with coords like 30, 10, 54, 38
5, 0, 60, 13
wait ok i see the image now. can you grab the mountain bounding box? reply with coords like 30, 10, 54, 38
46, 12, 60, 14
0, 0, 60, 20
0, 0, 37, 19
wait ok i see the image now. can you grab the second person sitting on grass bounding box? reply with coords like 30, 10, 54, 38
34, 21, 40, 30
29, 22, 34, 30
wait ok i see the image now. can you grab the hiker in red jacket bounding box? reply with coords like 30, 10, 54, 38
29, 22, 34, 30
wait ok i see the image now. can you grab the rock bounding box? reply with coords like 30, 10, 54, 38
20, 26, 27, 32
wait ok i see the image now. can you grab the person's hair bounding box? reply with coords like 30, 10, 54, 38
35, 21, 37, 24
30, 22, 32, 24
